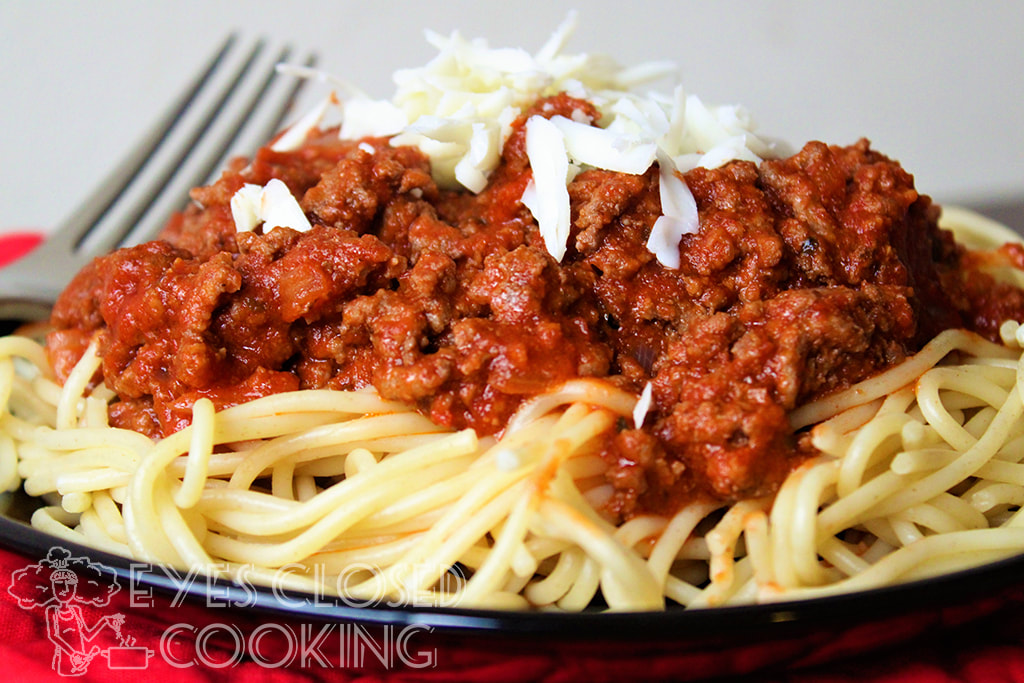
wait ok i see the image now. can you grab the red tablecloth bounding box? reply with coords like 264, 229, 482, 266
0, 232, 43, 269
3, 234, 1024, 682
2, 541, 1024, 683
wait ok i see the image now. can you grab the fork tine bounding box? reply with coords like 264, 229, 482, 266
80, 38, 315, 256
48, 34, 239, 254
203, 46, 318, 183
0, 35, 243, 319
0, 35, 317, 320
214, 49, 319, 175
114, 42, 317, 251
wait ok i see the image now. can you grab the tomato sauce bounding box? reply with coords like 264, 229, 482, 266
47, 94, 1024, 518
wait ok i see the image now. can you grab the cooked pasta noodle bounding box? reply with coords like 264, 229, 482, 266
1, 207, 1024, 611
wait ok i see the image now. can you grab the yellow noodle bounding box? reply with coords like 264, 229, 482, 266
1, 208, 1024, 612
55, 337, 100, 431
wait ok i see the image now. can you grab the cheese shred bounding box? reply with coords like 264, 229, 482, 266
257, 12, 787, 265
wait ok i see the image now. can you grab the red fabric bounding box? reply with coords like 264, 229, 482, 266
3, 231, 1024, 682
2, 543, 1024, 683
0, 231, 44, 267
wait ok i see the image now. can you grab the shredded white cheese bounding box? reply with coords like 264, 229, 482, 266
633, 381, 654, 428
270, 93, 337, 152
520, 115, 573, 261
230, 179, 312, 234
647, 152, 698, 268
549, 115, 656, 175
230, 184, 263, 233
340, 97, 407, 139
274, 11, 786, 263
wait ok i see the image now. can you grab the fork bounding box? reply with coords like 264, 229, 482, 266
0, 34, 317, 321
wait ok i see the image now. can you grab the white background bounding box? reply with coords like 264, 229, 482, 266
1, 0, 1022, 233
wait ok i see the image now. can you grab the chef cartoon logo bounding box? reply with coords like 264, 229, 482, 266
7, 547, 153, 676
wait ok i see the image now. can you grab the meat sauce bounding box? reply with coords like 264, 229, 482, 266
47, 94, 1024, 519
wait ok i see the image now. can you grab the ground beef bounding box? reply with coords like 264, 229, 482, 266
47, 93, 1024, 519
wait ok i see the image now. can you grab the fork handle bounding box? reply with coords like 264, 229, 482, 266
0, 248, 67, 320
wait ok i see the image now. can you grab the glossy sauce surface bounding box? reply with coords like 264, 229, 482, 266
47, 94, 1024, 517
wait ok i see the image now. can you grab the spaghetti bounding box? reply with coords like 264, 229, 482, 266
5, 19, 1024, 611
3, 207, 1024, 611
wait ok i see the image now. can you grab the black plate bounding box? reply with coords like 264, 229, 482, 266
2, 485, 1022, 641
5, 488, 1024, 680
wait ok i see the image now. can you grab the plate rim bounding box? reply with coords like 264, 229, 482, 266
2, 498, 1021, 640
